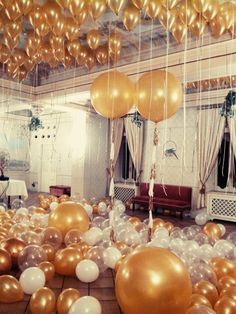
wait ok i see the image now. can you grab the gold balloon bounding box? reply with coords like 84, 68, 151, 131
186, 304, 216, 314
4, 33, 19, 50
57, 288, 81, 314
76, 9, 87, 25
43, 0, 61, 27
0, 275, 24, 303
48, 202, 89, 237
25, 31, 41, 58
203, 0, 219, 21
144, 0, 162, 19
13, 48, 27, 67
5, 19, 22, 38
17, 66, 27, 81
2, 238, 26, 266
39, 261, 55, 282
189, 293, 213, 308
16, 0, 33, 15
136, 70, 183, 123
220, 286, 236, 302
189, 15, 207, 38
128, 217, 141, 226
203, 223, 222, 240
108, 31, 122, 55
85, 50, 95, 71
54, 247, 83, 276
95, 45, 108, 65
158, 7, 177, 30
65, 17, 80, 41
123, 3, 140, 31
52, 16, 65, 37
179, 0, 197, 26
4, 0, 21, 21
56, 0, 70, 9
219, 1, 235, 30
40, 197, 51, 209
69, 0, 86, 17
164, 221, 174, 232
35, 17, 50, 37
171, 18, 188, 43
193, 281, 219, 307
66, 40, 81, 58
91, 70, 135, 119
107, 0, 126, 15
214, 296, 236, 314
28, 5, 44, 28
191, 0, 209, 13
41, 243, 56, 262
132, 0, 148, 10
63, 51, 74, 68
161, 0, 182, 10
59, 194, 70, 203
116, 247, 192, 314
88, 0, 107, 20
30, 287, 56, 314
0, 45, 10, 63
153, 218, 165, 229
50, 35, 64, 51
87, 29, 101, 50
218, 276, 236, 293
0, 249, 12, 273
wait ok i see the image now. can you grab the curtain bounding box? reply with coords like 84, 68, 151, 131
197, 108, 226, 209
227, 106, 236, 159
111, 118, 124, 167
124, 117, 144, 181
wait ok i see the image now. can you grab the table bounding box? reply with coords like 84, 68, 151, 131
0, 179, 28, 208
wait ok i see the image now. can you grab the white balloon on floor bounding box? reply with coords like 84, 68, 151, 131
76, 259, 99, 283
69, 296, 102, 314
19, 267, 45, 295
103, 247, 122, 269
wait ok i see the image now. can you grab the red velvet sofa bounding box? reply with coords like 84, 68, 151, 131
131, 183, 192, 217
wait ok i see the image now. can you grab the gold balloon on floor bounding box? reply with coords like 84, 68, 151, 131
136, 70, 182, 123
0, 275, 24, 303
54, 247, 83, 276
0, 249, 12, 273
2, 237, 26, 266
116, 247, 192, 314
193, 280, 219, 307
214, 296, 236, 314
30, 287, 56, 314
39, 261, 55, 282
123, 3, 140, 31
57, 288, 81, 314
212, 258, 235, 279
91, 70, 135, 119
189, 293, 213, 308
203, 223, 222, 240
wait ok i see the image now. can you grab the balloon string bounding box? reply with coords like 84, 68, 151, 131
109, 119, 115, 206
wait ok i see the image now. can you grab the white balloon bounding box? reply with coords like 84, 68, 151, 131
15, 207, 28, 215
149, 236, 170, 248
0, 205, 5, 213
217, 224, 226, 237
76, 259, 99, 283
103, 247, 122, 269
116, 203, 126, 214
83, 227, 103, 246
84, 204, 93, 216
19, 267, 45, 295
195, 212, 209, 226
50, 201, 58, 211
69, 296, 102, 314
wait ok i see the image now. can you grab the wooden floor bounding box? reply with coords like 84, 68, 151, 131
0, 192, 235, 314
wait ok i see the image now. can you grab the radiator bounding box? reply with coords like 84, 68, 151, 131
207, 192, 236, 222
114, 183, 137, 203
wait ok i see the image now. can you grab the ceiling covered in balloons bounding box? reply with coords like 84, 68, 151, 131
0, 0, 236, 88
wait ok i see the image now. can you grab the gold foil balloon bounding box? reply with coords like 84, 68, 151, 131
212, 259, 235, 279
4, 0, 21, 21
203, 223, 222, 240
57, 288, 81, 314
0, 249, 12, 273
95, 45, 108, 65
85, 50, 95, 71
136, 70, 182, 122
132, 0, 148, 10
116, 247, 192, 314
193, 281, 219, 307
219, 1, 235, 30
0, 275, 24, 303
91, 70, 135, 119
218, 276, 236, 292
2, 238, 26, 266
30, 287, 56, 314
220, 286, 236, 302
123, 3, 140, 31
191, 0, 209, 13
214, 296, 236, 314
179, 0, 197, 26
189, 15, 207, 38
161, 0, 182, 10
65, 17, 80, 41
39, 261, 55, 282
189, 293, 213, 308
87, 29, 101, 50
69, 0, 86, 18
67, 40, 81, 58
54, 247, 83, 276
107, 0, 126, 15
144, 0, 162, 19
5, 19, 22, 39
63, 51, 74, 68
171, 18, 188, 43
43, 0, 61, 27
203, 0, 219, 21
88, 0, 107, 20
16, 0, 33, 15
0, 45, 10, 63
48, 202, 89, 237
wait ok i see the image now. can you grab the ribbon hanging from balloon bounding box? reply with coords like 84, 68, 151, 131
109, 120, 116, 241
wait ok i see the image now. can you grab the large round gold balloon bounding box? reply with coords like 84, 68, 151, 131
0, 275, 24, 303
2, 237, 26, 266
136, 70, 182, 122
57, 288, 81, 314
116, 247, 192, 314
48, 202, 89, 237
0, 248, 12, 273
91, 70, 135, 119
30, 287, 56, 314
54, 247, 83, 276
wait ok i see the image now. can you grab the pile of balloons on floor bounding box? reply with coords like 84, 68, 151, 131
0, 194, 236, 314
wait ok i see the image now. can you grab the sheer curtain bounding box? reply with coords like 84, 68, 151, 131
124, 117, 144, 182
197, 108, 226, 209
111, 118, 124, 167
227, 106, 236, 158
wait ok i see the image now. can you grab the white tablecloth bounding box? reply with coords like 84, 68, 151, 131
0, 180, 28, 200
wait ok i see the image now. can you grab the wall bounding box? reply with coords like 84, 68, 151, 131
141, 107, 215, 211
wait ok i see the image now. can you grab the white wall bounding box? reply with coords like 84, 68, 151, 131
141, 107, 215, 211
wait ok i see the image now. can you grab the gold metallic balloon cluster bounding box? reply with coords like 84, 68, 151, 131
0, 0, 235, 82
